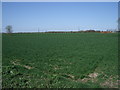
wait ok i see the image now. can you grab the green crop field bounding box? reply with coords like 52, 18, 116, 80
2, 33, 118, 88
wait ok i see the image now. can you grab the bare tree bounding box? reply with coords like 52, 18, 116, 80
5, 25, 13, 34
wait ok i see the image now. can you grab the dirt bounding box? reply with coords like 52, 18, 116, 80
88, 72, 99, 78
11, 60, 33, 70
100, 75, 119, 88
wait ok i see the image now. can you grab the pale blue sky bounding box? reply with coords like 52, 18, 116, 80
2, 2, 118, 32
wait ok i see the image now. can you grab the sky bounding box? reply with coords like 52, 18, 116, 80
0, 1, 2, 32
2, 2, 118, 32
2, 0, 120, 2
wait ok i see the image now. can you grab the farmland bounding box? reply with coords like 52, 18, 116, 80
2, 33, 118, 88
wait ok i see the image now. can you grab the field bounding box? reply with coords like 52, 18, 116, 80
2, 33, 118, 88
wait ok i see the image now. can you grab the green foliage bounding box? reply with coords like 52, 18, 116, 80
5, 25, 13, 33
2, 33, 118, 88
